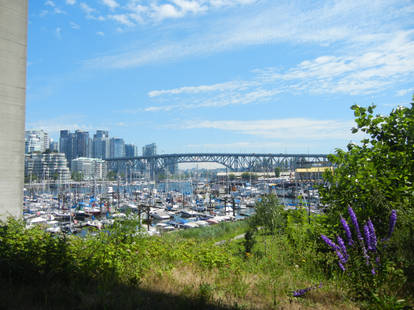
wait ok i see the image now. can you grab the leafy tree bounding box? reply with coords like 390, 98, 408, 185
274, 167, 280, 177
107, 171, 117, 181
320, 100, 414, 234
228, 173, 236, 181
241, 172, 257, 181
249, 194, 286, 235
71, 171, 83, 182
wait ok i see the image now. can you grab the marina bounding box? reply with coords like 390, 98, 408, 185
23, 175, 323, 235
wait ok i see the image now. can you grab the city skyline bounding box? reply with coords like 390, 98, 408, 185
26, 0, 414, 154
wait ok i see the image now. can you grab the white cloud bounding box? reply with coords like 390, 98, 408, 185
70, 22, 80, 29
97, 31, 105, 36
396, 88, 414, 97
109, 14, 134, 27
44, 0, 55, 7
102, 0, 119, 10
66, 0, 76, 5
86, 0, 412, 70
148, 80, 255, 97
181, 118, 355, 140
54, 8, 65, 14
55, 27, 62, 39
80, 2, 95, 15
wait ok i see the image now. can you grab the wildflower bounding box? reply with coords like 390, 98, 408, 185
371, 268, 376, 275
340, 217, 353, 246
336, 236, 348, 261
348, 206, 362, 241
321, 234, 339, 251
336, 249, 347, 265
363, 224, 371, 250
388, 210, 397, 238
367, 219, 377, 251
293, 288, 311, 297
338, 261, 346, 272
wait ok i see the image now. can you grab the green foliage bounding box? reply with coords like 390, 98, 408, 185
241, 172, 257, 181
107, 170, 117, 180
320, 101, 414, 233
274, 167, 280, 177
71, 171, 84, 181
249, 194, 286, 234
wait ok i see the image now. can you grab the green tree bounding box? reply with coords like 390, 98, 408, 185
320, 100, 414, 233
274, 167, 280, 177
228, 173, 236, 181
71, 171, 83, 182
249, 195, 286, 235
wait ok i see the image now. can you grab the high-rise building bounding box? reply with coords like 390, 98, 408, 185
25, 153, 71, 182
142, 143, 157, 157
24, 129, 49, 153
49, 140, 59, 152
59, 130, 75, 163
125, 143, 139, 158
0, 0, 28, 219
110, 138, 125, 158
59, 130, 92, 165
92, 130, 110, 159
75, 130, 91, 158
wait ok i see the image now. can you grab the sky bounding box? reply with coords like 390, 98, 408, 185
26, 0, 414, 155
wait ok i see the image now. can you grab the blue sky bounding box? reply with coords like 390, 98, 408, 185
27, 0, 414, 155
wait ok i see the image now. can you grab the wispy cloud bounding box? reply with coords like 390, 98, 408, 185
80, 2, 105, 20
55, 27, 62, 39
85, 0, 413, 71
66, 0, 76, 5
148, 80, 255, 97
109, 14, 135, 27
102, 0, 119, 10
140, 29, 414, 112
97, 31, 105, 36
70, 22, 80, 29
180, 118, 355, 140
44, 0, 55, 7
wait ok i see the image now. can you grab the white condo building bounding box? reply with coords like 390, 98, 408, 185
25, 153, 71, 182
71, 157, 107, 180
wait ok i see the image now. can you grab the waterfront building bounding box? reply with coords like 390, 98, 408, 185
142, 143, 157, 157
92, 130, 110, 159
125, 143, 139, 158
25, 130, 49, 153
25, 153, 71, 182
110, 137, 125, 158
71, 157, 107, 180
295, 167, 333, 183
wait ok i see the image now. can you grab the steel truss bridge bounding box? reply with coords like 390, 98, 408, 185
105, 153, 330, 178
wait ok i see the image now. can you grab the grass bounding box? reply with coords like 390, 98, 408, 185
0, 217, 411, 309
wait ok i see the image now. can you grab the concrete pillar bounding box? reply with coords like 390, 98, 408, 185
0, 0, 28, 220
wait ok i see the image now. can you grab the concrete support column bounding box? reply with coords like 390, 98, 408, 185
0, 0, 28, 220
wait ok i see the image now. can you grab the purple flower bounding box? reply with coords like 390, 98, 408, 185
367, 219, 377, 251
361, 242, 370, 265
336, 249, 347, 265
363, 224, 371, 250
340, 217, 354, 246
321, 234, 339, 251
338, 261, 346, 272
336, 236, 348, 262
371, 268, 376, 275
348, 206, 362, 241
293, 288, 311, 297
388, 210, 397, 238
